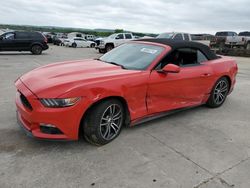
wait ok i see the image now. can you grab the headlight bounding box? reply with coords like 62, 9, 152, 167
40, 97, 80, 108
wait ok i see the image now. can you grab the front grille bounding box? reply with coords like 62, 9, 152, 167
20, 93, 33, 111
95, 40, 100, 46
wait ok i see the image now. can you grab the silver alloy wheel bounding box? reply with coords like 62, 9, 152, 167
213, 80, 228, 105
100, 104, 122, 140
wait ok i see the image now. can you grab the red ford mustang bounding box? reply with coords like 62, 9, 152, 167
15, 39, 238, 145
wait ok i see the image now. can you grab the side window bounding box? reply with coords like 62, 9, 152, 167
156, 48, 207, 69
173, 34, 183, 40
184, 34, 190, 41
16, 32, 30, 39
76, 34, 82, 37
3, 33, 15, 40
197, 50, 208, 63
116, 34, 124, 39
125, 34, 132, 39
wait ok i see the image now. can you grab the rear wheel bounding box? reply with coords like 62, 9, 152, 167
90, 43, 95, 48
206, 77, 229, 108
83, 99, 124, 145
31, 45, 42, 55
72, 43, 77, 48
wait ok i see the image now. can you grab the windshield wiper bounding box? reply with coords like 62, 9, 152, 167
105, 61, 126, 69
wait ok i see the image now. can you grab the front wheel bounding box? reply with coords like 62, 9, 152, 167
83, 99, 124, 145
72, 43, 77, 48
98, 49, 106, 53
246, 43, 250, 50
90, 43, 95, 48
206, 77, 229, 108
105, 44, 114, 52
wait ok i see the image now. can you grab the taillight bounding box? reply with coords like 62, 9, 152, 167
44, 37, 48, 43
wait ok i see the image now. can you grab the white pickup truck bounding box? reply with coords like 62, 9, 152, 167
96, 33, 134, 53
225, 31, 250, 49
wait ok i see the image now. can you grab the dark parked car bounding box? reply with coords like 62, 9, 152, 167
0, 31, 49, 55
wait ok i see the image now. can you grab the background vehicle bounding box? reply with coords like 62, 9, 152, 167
67, 32, 85, 39
84, 34, 95, 41
0, 31, 48, 54
225, 31, 250, 49
64, 37, 95, 48
96, 33, 134, 53
191, 34, 215, 46
210, 31, 237, 49
15, 39, 237, 145
53, 36, 68, 46
157, 32, 192, 41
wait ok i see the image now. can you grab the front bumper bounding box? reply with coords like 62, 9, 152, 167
15, 79, 87, 141
96, 44, 105, 50
42, 44, 49, 50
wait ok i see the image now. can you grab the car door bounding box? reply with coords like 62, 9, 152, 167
114, 34, 125, 46
147, 48, 214, 114
73, 38, 80, 47
0, 32, 16, 50
15, 32, 32, 50
81, 39, 89, 47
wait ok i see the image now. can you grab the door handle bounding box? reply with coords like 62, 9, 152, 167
200, 73, 211, 77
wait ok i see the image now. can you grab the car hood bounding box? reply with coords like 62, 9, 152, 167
20, 59, 140, 98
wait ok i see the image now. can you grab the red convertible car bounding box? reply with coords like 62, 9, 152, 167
15, 39, 238, 145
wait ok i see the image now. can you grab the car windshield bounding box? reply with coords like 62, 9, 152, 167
108, 34, 117, 39
99, 43, 164, 70
239, 32, 250, 36
157, 33, 174, 39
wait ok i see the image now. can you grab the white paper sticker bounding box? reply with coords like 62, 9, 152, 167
140, 48, 158, 54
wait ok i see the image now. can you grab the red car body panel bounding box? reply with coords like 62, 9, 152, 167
15, 41, 238, 140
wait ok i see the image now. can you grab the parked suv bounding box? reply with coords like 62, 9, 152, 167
210, 31, 237, 49
156, 32, 192, 41
0, 31, 49, 55
96, 33, 134, 53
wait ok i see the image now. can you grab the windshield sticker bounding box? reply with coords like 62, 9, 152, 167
140, 48, 158, 54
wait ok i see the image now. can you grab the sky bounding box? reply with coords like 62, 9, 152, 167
0, 0, 250, 34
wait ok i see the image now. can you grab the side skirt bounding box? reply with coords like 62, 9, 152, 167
130, 105, 202, 127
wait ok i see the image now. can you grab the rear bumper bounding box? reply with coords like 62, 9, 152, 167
42, 44, 49, 50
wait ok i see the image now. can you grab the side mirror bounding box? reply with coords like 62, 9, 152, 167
160, 64, 180, 73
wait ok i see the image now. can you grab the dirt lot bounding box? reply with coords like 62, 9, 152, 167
0, 45, 250, 188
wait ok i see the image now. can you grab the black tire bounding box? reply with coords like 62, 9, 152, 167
98, 49, 106, 53
90, 43, 95, 48
246, 42, 250, 50
31, 45, 42, 55
206, 77, 229, 108
105, 44, 114, 52
72, 43, 77, 48
83, 99, 124, 145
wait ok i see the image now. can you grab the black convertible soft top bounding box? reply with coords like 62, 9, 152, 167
135, 38, 218, 60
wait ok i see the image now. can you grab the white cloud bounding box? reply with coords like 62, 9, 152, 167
0, 0, 249, 34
